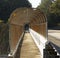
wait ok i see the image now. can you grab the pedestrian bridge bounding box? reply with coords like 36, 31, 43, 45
8, 7, 47, 58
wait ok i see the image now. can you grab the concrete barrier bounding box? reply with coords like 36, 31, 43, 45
29, 28, 47, 58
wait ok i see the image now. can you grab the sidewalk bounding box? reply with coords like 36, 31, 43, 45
48, 30, 60, 39
20, 33, 41, 58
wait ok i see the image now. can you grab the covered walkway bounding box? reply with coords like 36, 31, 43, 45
20, 32, 41, 58
8, 7, 47, 58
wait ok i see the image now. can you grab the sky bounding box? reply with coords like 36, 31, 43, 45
28, 0, 41, 8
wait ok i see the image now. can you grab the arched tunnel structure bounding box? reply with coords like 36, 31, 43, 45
9, 7, 47, 58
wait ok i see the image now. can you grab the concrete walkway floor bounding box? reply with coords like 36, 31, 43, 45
20, 33, 41, 58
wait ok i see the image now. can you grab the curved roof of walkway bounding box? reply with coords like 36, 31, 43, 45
9, 7, 47, 25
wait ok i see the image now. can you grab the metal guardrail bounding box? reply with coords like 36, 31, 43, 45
49, 42, 60, 56
43, 42, 60, 58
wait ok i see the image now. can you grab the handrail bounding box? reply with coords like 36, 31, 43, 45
50, 42, 60, 56
8, 32, 24, 58
30, 28, 47, 46
29, 28, 47, 58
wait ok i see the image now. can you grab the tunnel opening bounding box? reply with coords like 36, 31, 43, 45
24, 23, 29, 33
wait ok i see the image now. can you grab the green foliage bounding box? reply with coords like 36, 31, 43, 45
0, 23, 10, 55
38, 0, 60, 27
49, 0, 60, 16
0, 20, 3, 23
38, 0, 52, 15
0, 0, 32, 22
48, 0, 60, 27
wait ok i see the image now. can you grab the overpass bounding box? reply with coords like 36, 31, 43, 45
8, 8, 59, 58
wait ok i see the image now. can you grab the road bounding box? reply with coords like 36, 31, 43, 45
48, 30, 60, 54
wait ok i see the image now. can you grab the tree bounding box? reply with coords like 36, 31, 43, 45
37, 0, 60, 27
0, 0, 32, 22
49, 0, 60, 16
49, 0, 60, 26
37, 0, 52, 15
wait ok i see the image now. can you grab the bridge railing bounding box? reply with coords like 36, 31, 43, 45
43, 42, 60, 58
29, 28, 47, 58
8, 32, 24, 58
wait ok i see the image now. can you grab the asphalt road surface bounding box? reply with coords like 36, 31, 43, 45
48, 30, 60, 54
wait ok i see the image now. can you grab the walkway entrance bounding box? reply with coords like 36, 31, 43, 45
24, 23, 29, 32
